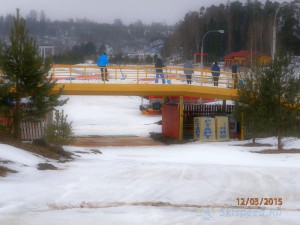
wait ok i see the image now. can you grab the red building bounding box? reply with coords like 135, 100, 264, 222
193, 52, 208, 63
224, 50, 271, 67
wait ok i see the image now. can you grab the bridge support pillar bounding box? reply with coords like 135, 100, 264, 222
179, 96, 183, 141
222, 100, 226, 112
241, 112, 245, 140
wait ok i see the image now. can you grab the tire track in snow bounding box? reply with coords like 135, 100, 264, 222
47, 201, 300, 211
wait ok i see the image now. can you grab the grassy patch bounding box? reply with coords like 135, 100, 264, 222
149, 132, 188, 145
256, 149, 300, 154
0, 165, 17, 177
235, 143, 273, 147
37, 163, 58, 170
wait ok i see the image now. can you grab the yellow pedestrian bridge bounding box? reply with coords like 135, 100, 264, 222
51, 64, 237, 100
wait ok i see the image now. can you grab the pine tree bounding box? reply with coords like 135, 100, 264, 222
44, 110, 74, 146
260, 54, 300, 150
234, 54, 300, 148
0, 10, 67, 140
234, 65, 265, 144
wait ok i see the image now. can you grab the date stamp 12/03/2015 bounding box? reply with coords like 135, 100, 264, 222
236, 197, 283, 206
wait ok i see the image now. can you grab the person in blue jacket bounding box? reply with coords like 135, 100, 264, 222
211, 62, 220, 86
97, 52, 109, 81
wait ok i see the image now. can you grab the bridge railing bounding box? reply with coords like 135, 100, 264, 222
50, 64, 236, 88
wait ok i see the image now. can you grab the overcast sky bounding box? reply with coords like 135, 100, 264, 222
1, 0, 288, 25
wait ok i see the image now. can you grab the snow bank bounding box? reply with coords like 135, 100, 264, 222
0, 144, 43, 166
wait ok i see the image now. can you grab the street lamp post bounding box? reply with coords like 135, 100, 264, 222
272, 3, 287, 60
272, 2, 300, 60
200, 30, 224, 69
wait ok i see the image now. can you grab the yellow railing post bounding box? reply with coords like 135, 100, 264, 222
241, 112, 245, 140
166, 68, 168, 84
104, 67, 106, 84
200, 69, 203, 86
52, 65, 55, 79
145, 68, 148, 81
69, 66, 72, 83
232, 73, 235, 89
167, 68, 171, 84
137, 67, 139, 84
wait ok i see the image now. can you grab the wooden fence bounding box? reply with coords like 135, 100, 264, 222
0, 112, 53, 142
20, 117, 51, 141
183, 104, 234, 117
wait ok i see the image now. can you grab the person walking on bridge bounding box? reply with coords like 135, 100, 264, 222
211, 62, 220, 86
155, 57, 165, 84
231, 62, 239, 89
97, 52, 109, 81
183, 57, 194, 84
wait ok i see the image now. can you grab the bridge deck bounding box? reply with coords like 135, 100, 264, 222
53, 83, 237, 100
49, 64, 238, 100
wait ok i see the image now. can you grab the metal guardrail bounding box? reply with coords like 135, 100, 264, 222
50, 64, 237, 89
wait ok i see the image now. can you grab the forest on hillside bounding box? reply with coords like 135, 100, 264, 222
0, 11, 172, 61
164, 0, 300, 62
0, 0, 299, 64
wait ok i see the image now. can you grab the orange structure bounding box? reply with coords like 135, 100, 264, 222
224, 50, 271, 67
140, 96, 215, 115
194, 52, 208, 63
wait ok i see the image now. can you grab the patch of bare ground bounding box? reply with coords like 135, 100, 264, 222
234, 142, 300, 154
0, 165, 17, 177
257, 149, 300, 154
0, 137, 73, 161
0, 137, 74, 177
74, 149, 102, 155
37, 163, 58, 170
235, 143, 273, 147
149, 133, 188, 145
73, 135, 165, 147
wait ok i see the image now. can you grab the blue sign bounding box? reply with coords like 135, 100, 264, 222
204, 118, 212, 139
220, 124, 227, 139
195, 118, 200, 138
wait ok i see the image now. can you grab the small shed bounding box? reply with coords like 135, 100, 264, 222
194, 52, 208, 63
224, 50, 271, 67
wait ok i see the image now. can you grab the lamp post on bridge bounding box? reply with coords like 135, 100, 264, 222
272, 2, 300, 60
272, 3, 287, 60
200, 30, 224, 69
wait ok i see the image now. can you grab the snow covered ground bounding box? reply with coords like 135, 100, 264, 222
58, 96, 161, 137
0, 96, 300, 225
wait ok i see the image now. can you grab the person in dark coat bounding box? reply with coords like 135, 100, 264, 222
155, 57, 165, 84
97, 52, 109, 81
231, 63, 239, 89
211, 62, 220, 86
183, 57, 194, 84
